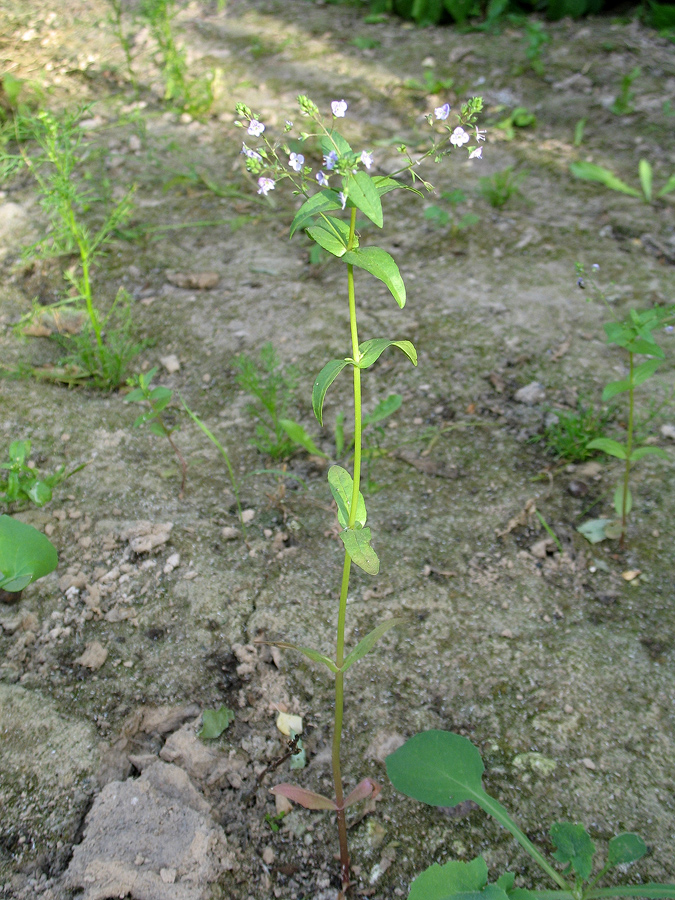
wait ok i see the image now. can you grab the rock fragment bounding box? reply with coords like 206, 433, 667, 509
76, 641, 108, 670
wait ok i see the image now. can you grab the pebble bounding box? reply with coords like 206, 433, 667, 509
164, 552, 180, 574
581, 757, 596, 770
500, 628, 514, 639
514, 382, 546, 405
262, 847, 275, 866
241, 509, 255, 524
222, 526, 238, 541
160, 354, 180, 374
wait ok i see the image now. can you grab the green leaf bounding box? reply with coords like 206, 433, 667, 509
613, 482, 632, 517
363, 394, 403, 427
340, 525, 379, 574
0, 515, 58, 592
550, 822, 596, 881
630, 446, 669, 462
495, 874, 515, 893
198, 705, 235, 739
639, 159, 653, 202
586, 438, 627, 460
312, 358, 350, 425
9, 440, 30, 464
357, 338, 417, 369
570, 161, 641, 197
386, 730, 486, 808
328, 465, 367, 528
607, 833, 648, 867
577, 518, 613, 544
604, 321, 632, 347
408, 856, 502, 900
633, 359, 661, 385
279, 419, 327, 458
319, 132, 353, 157
346, 171, 383, 227
586, 886, 675, 900
373, 175, 406, 196
268, 641, 339, 673
628, 338, 664, 358
656, 173, 675, 198
148, 421, 167, 437
125, 387, 146, 403
26, 480, 52, 507
290, 190, 342, 237
342, 247, 406, 308
602, 379, 631, 401
306, 217, 354, 257
342, 618, 405, 672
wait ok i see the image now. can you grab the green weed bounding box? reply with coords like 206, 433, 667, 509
424, 188, 479, 235
570, 158, 675, 203
478, 166, 525, 207
541, 401, 612, 462
0, 440, 82, 509
610, 65, 640, 115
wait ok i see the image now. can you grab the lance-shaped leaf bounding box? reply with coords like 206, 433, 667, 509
633, 358, 661, 385
290, 189, 342, 237
262, 640, 339, 673
613, 483, 632, 517
312, 358, 350, 425
602, 379, 630, 401
570, 161, 641, 198
306, 216, 355, 258
270, 783, 337, 810
639, 159, 652, 202
364, 394, 402, 426
342, 247, 406, 308
328, 465, 366, 528
346, 170, 383, 227
372, 175, 407, 196
607, 833, 647, 868
279, 419, 327, 458
340, 525, 379, 575
343, 777, 381, 809
0, 515, 58, 592
587, 438, 627, 460
629, 446, 669, 462
550, 823, 596, 881
657, 173, 675, 198
342, 618, 405, 672
356, 338, 417, 369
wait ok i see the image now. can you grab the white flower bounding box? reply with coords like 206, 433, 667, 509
360, 150, 373, 169
247, 119, 265, 137
475, 126, 487, 143
469, 146, 483, 159
331, 99, 348, 118
434, 103, 450, 120
450, 127, 469, 147
241, 142, 262, 161
257, 177, 275, 196
338, 191, 347, 210
289, 152, 304, 172
316, 171, 329, 187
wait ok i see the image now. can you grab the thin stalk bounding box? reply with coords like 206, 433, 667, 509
331, 207, 360, 895
621, 351, 634, 548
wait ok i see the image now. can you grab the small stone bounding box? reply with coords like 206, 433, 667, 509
660, 424, 675, 440
160, 868, 176, 884
564, 704, 574, 714
275, 793, 293, 815
262, 847, 275, 866
514, 382, 546, 405
530, 538, 554, 559
577, 461, 602, 478
221, 526, 238, 541
622, 569, 641, 582
581, 757, 596, 770
567, 479, 588, 497
500, 628, 514, 639
202, 373, 211, 383
160, 354, 180, 374
241, 509, 255, 525
60, 433, 70, 442
164, 552, 180, 574
76, 641, 108, 670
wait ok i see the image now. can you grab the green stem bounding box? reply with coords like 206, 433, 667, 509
621, 351, 634, 548
331, 207, 360, 894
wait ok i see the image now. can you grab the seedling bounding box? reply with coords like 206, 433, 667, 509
540, 400, 612, 462
424, 188, 480, 235
479, 166, 525, 207
404, 69, 454, 95
0, 514, 58, 592
570, 159, 675, 203
496, 106, 536, 140
235, 92, 484, 893
0, 440, 82, 509
126, 367, 188, 493
611, 66, 640, 115
107, 0, 139, 88
575, 264, 674, 546
387, 730, 675, 900
8, 109, 139, 389
522, 20, 550, 76
234, 343, 325, 460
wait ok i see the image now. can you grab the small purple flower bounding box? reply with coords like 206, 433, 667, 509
257, 177, 275, 196
324, 150, 338, 170
316, 171, 329, 187
247, 119, 265, 137
665, 325, 674, 334
338, 191, 347, 210
469, 146, 483, 159
450, 127, 469, 147
241, 142, 262, 161
289, 152, 304, 172
475, 126, 487, 143
592, 263, 600, 270
360, 150, 373, 169
331, 99, 348, 118
434, 103, 450, 121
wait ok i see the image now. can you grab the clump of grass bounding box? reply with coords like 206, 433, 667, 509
478, 166, 525, 207
541, 401, 612, 461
